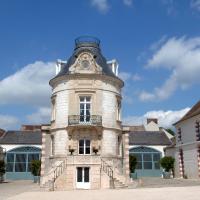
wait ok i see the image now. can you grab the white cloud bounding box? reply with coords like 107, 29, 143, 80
0, 114, 19, 130
191, 0, 200, 11
118, 72, 131, 81
123, 0, 133, 6
0, 61, 55, 106
123, 107, 190, 128
26, 107, 51, 124
91, 0, 109, 13
139, 36, 200, 101
132, 73, 142, 81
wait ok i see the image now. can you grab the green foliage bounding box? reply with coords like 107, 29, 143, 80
30, 160, 41, 176
160, 156, 175, 172
166, 129, 175, 136
129, 155, 137, 173
0, 160, 5, 175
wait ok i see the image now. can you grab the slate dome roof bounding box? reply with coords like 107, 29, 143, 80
54, 36, 116, 79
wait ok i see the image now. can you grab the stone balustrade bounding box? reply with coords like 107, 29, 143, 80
67, 155, 101, 165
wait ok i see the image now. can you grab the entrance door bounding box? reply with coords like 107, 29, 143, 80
76, 167, 90, 189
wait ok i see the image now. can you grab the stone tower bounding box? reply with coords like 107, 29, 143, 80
40, 36, 130, 190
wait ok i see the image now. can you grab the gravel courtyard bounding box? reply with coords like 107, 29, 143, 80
1, 178, 200, 200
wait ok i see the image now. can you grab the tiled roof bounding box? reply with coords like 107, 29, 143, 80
129, 131, 172, 146
174, 100, 200, 125
0, 131, 42, 145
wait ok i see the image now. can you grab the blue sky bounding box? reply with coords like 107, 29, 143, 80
0, 0, 200, 130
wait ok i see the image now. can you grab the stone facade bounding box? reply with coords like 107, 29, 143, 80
166, 101, 200, 178
40, 37, 129, 190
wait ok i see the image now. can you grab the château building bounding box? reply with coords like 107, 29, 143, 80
40, 37, 130, 190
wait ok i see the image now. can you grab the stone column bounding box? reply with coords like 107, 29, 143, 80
122, 126, 130, 183
178, 149, 184, 178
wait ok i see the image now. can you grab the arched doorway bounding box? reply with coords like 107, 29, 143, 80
129, 146, 162, 177
5, 146, 41, 180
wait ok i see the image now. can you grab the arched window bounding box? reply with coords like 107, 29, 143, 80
6, 146, 41, 173
129, 146, 161, 170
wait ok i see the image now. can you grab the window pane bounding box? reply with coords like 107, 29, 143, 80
133, 154, 142, 161
153, 154, 161, 161
136, 162, 142, 169
143, 154, 152, 161
86, 115, 90, 122
143, 162, 152, 169
79, 147, 84, 154
79, 140, 84, 146
84, 168, 89, 182
85, 147, 90, 154
15, 154, 26, 163
28, 154, 39, 162
80, 115, 84, 122
80, 97, 84, 102
77, 167, 82, 182
154, 162, 160, 169
15, 162, 26, 172
6, 163, 14, 172
7, 154, 14, 162
86, 97, 90, 102
86, 140, 90, 147
86, 104, 90, 109
80, 104, 84, 109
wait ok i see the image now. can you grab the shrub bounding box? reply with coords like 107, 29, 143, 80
30, 160, 41, 176
160, 156, 175, 172
129, 155, 137, 173
0, 160, 5, 183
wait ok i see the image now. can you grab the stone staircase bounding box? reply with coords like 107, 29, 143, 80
100, 159, 128, 189
41, 160, 66, 191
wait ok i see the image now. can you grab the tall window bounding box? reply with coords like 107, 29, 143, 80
51, 98, 56, 122
80, 96, 91, 122
177, 128, 182, 143
116, 99, 121, 121
79, 139, 91, 155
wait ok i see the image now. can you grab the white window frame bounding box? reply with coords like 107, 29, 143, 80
78, 139, 91, 155
79, 96, 91, 122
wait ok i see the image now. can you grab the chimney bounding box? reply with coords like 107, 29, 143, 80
20, 125, 41, 131
147, 118, 158, 125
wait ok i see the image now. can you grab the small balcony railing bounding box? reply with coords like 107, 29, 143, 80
68, 115, 102, 126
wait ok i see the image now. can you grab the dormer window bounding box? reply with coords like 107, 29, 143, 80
81, 60, 90, 69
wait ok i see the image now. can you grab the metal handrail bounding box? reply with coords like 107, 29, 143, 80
51, 160, 66, 191
68, 115, 102, 126
101, 159, 114, 188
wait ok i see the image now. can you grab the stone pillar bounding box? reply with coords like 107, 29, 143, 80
197, 146, 200, 178
178, 149, 184, 178
40, 125, 50, 185
122, 126, 130, 183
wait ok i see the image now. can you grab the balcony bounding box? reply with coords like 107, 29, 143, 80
67, 155, 101, 165
68, 115, 102, 126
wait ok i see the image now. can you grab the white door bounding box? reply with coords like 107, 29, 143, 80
76, 167, 90, 189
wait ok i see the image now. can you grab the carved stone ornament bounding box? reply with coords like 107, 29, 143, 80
69, 52, 102, 74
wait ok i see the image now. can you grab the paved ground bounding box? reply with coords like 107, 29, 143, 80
137, 177, 200, 188
1, 178, 200, 200
0, 180, 41, 200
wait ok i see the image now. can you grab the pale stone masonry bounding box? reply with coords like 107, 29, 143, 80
40, 37, 130, 190
166, 100, 200, 178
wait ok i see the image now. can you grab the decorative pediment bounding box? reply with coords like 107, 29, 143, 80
69, 52, 102, 74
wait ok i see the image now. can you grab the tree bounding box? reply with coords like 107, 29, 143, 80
129, 155, 137, 173
166, 128, 175, 136
0, 160, 5, 183
30, 160, 41, 177
160, 156, 175, 172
